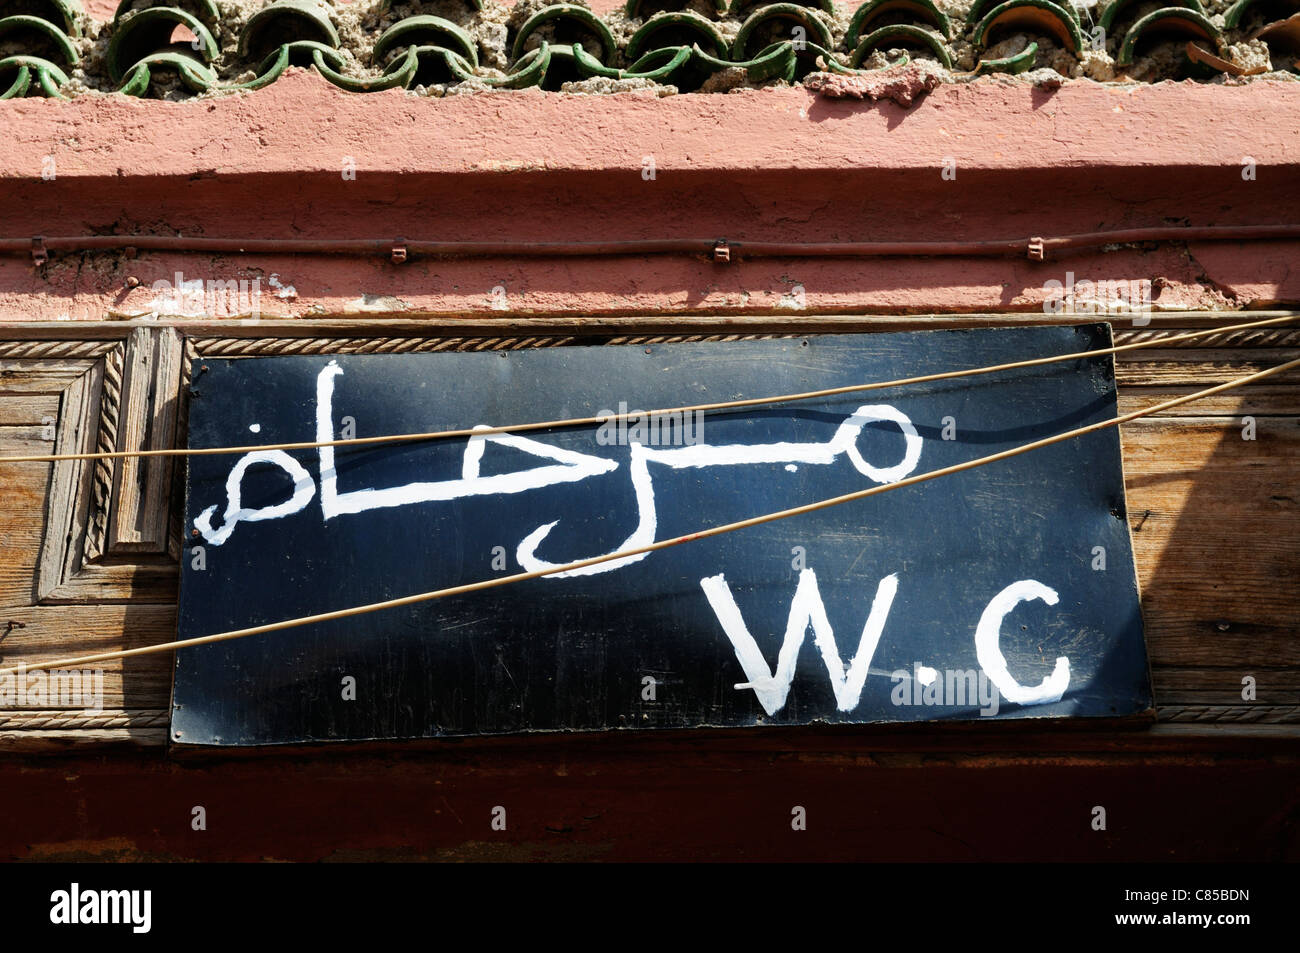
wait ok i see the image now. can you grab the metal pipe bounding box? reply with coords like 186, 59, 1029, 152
2, 224, 1299, 263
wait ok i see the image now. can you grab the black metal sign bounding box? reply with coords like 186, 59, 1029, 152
173, 326, 1151, 746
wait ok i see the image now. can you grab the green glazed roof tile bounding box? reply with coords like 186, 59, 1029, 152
238, 0, 338, 62
374, 15, 478, 68
379, 0, 484, 11
732, 2, 833, 60
966, 0, 1081, 28
1223, 0, 1300, 29
1099, 0, 1202, 33
0, 14, 79, 65
112, 0, 218, 27
0, 52, 69, 96
115, 48, 218, 94
728, 0, 834, 21
627, 10, 729, 60
974, 37, 1037, 73
0, 0, 1278, 99
510, 4, 616, 63
6, 0, 82, 36
973, 0, 1084, 54
849, 23, 952, 67
1115, 6, 1221, 65
626, 0, 726, 18
845, 0, 952, 46
106, 7, 218, 82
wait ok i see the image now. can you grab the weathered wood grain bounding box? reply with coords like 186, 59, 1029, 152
109, 329, 183, 554
34, 364, 100, 605
1117, 386, 1300, 416
1115, 349, 1300, 385
0, 361, 91, 394
1153, 668, 1299, 705
0, 395, 59, 426
0, 347, 184, 607
0, 603, 175, 711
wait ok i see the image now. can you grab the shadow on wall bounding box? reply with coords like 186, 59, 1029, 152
1122, 368, 1300, 717
1119, 369, 1300, 858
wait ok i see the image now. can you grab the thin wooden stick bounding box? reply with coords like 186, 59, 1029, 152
0, 314, 1295, 465
4, 354, 1296, 678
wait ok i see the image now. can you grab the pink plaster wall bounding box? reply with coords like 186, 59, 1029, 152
2, 71, 1298, 319
7, 71, 1299, 177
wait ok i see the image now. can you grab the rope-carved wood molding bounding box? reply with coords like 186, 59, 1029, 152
0, 340, 119, 360
180, 328, 1300, 358
0, 709, 171, 731
1113, 328, 1300, 348
1156, 705, 1300, 724
2, 318, 1294, 358
191, 336, 581, 356
187, 333, 804, 358
604, 333, 800, 346
83, 342, 123, 562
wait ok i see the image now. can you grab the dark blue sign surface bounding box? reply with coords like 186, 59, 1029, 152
173, 326, 1151, 745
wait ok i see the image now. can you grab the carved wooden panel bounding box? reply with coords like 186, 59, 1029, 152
33, 329, 184, 604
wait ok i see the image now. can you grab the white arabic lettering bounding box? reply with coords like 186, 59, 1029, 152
194, 362, 925, 578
